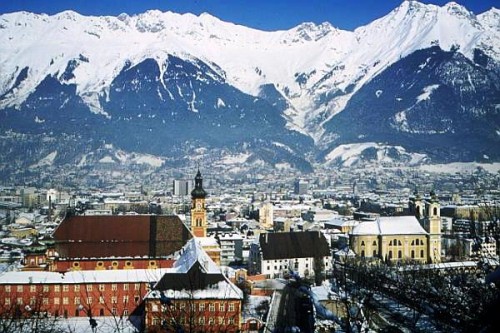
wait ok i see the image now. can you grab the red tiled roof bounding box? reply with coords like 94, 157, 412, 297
53, 215, 192, 258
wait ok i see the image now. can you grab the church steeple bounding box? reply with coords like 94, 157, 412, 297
191, 169, 207, 199
191, 169, 207, 238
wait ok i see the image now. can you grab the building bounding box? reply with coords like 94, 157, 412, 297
190, 170, 207, 238
350, 216, 430, 262
132, 239, 243, 332
0, 268, 168, 319
258, 202, 273, 230
294, 179, 308, 196
48, 214, 192, 272
216, 233, 243, 266
249, 231, 332, 279
189, 169, 221, 265
172, 180, 192, 197
350, 191, 442, 263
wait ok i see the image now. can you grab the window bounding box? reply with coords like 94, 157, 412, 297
228, 317, 235, 324
199, 303, 205, 311
411, 250, 415, 258
433, 207, 438, 216
63, 297, 69, 305
74, 285, 80, 292
125, 261, 132, 267
123, 309, 129, 316
208, 317, 214, 325
111, 296, 117, 304
5, 286, 11, 293
4, 298, 10, 305
30, 285, 36, 292
74, 297, 80, 305
388, 251, 393, 259
99, 296, 105, 304
87, 297, 93, 304
30, 297, 36, 305
199, 317, 206, 325
389, 240, 393, 246
54, 297, 60, 305
17, 298, 23, 305
421, 250, 424, 258
17, 285, 23, 292
361, 241, 365, 246
134, 283, 140, 291
112, 284, 117, 291
86, 285, 92, 292
63, 285, 69, 292
398, 250, 402, 259
228, 303, 235, 312
361, 250, 365, 257
372, 240, 377, 246
209, 303, 215, 312
219, 303, 225, 312
99, 284, 105, 291
99, 309, 104, 316
112, 308, 117, 316
218, 317, 225, 325
54, 285, 60, 292
123, 296, 129, 304
43, 298, 49, 305
123, 284, 129, 291
373, 250, 377, 256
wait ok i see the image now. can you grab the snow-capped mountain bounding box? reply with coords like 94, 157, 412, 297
0, 1, 499, 174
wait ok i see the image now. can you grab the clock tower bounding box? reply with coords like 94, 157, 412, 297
190, 169, 207, 237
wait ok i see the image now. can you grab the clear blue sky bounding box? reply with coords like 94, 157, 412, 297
0, 0, 497, 31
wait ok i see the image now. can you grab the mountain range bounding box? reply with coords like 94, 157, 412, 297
0, 1, 499, 176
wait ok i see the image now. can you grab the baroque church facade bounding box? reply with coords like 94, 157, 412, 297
350, 191, 442, 263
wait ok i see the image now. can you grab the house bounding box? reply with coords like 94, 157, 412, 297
133, 238, 244, 332
249, 231, 332, 279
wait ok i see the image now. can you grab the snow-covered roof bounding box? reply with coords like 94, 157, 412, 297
146, 279, 243, 300
173, 238, 220, 274
351, 216, 427, 236
0, 268, 169, 285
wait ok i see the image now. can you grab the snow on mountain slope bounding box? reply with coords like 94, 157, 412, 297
0, 1, 498, 141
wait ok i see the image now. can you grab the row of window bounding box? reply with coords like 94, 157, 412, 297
3, 283, 143, 293
152, 316, 235, 326
361, 239, 427, 247
5, 295, 141, 306
360, 249, 425, 259
152, 302, 236, 312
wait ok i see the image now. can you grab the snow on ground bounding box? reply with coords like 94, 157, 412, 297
416, 84, 440, 103
132, 154, 163, 167
419, 162, 500, 174
29, 151, 57, 168
98, 156, 115, 163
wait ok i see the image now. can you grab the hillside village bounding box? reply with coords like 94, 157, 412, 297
1, 166, 499, 332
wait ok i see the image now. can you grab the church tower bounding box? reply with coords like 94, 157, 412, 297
426, 190, 441, 263
190, 169, 207, 238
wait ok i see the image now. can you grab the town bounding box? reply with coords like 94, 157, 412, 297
1, 164, 499, 332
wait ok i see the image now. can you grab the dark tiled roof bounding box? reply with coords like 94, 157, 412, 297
53, 215, 192, 258
154, 261, 225, 291
258, 231, 330, 260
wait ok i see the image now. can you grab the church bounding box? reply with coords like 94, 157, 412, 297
350, 191, 442, 263
189, 169, 221, 265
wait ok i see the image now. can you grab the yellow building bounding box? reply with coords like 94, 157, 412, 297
350, 192, 441, 263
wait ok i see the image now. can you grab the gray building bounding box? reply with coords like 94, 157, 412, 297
172, 180, 192, 196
